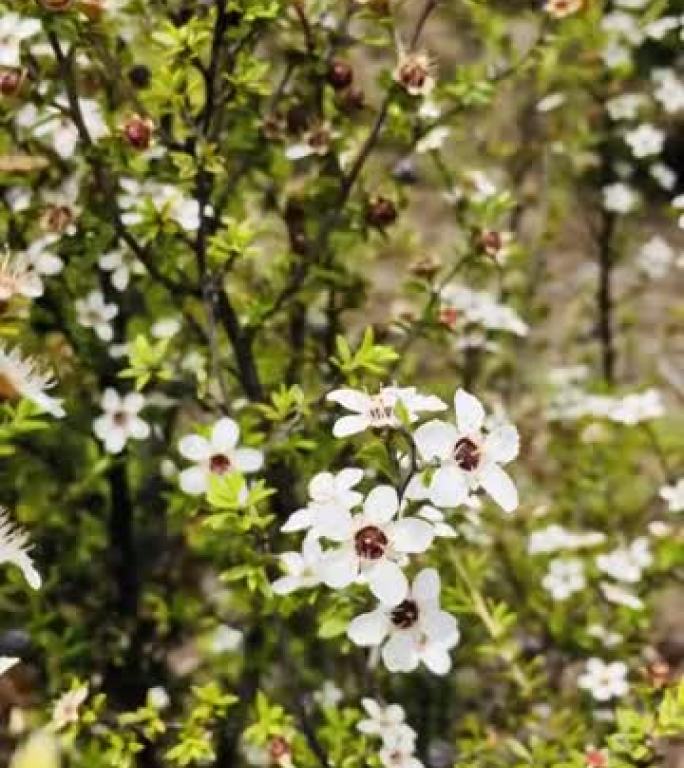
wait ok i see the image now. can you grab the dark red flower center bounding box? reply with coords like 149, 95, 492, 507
391, 599, 419, 629
354, 525, 388, 560
113, 411, 129, 427
399, 62, 427, 89
210, 454, 232, 475
453, 437, 480, 471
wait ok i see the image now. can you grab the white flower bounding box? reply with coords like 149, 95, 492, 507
606, 94, 647, 121
602, 182, 638, 213
528, 525, 605, 554
98, 249, 144, 291
596, 538, 652, 584
357, 698, 407, 740
75, 290, 118, 341
0, 508, 41, 589
440, 285, 528, 337
314, 680, 343, 708
660, 478, 684, 512
393, 50, 435, 97
327, 386, 445, 438
609, 389, 664, 424
379, 727, 424, 768
0, 252, 43, 302
271, 536, 323, 594
601, 12, 644, 45
178, 417, 263, 495
413, 389, 519, 512
544, 0, 583, 18
0, 14, 41, 68
600, 581, 643, 610
51, 685, 88, 730
281, 468, 364, 537
21, 235, 63, 277
347, 568, 459, 675
147, 686, 170, 710
649, 163, 676, 191
0, 345, 64, 418
5, 187, 32, 212
536, 93, 566, 112
0, 657, 20, 676
542, 558, 585, 600
415, 505, 457, 538
636, 236, 674, 279
577, 658, 629, 702
93, 389, 150, 454
624, 124, 665, 158
652, 69, 684, 114
315, 485, 434, 605
614, 0, 649, 7
415, 126, 449, 154
210, 624, 243, 653
151, 317, 181, 339
645, 16, 679, 40
601, 40, 631, 69
31, 98, 108, 159
587, 624, 623, 648
118, 179, 201, 231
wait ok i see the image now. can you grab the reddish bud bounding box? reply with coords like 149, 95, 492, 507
327, 59, 353, 90
123, 115, 154, 150
366, 196, 397, 228
0, 68, 26, 98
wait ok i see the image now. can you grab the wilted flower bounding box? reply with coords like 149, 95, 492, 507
393, 49, 436, 97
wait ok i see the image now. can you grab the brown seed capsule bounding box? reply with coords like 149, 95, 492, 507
123, 115, 154, 150
0, 69, 26, 98
327, 59, 353, 90
338, 86, 365, 112
41, 205, 75, 234
366, 196, 397, 228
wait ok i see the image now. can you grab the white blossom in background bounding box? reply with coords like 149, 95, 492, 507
178, 418, 263, 495
606, 94, 647, 121
314, 680, 343, 708
644, 16, 680, 40
652, 69, 684, 114
98, 249, 144, 291
542, 558, 585, 600
0, 252, 43, 302
0, 345, 65, 417
0, 13, 41, 68
636, 236, 675, 279
357, 698, 408, 739
327, 386, 445, 438
19, 98, 108, 159
0, 508, 41, 590
93, 389, 150, 454
649, 163, 677, 191
51, 685, 88, 730
281, 468, 364, 537
5, 186, 32, 213
415, 505, 457, 538
596, 538, 652, 584
21, 235, 63, 278
75, 290, 118, 342
660, 479, 684, 513
578, 658, 629, 702
347, 568, 459, 674
0, 657, 20, 676
315, 485, 434, 605
587, 624, 623, 648
600, 581, 643, 610
609, 389, 664, 424
536, 93, 566, 113
151, 317, 181, 339
415, 126, 449, 154
118, 178, 200, 231
147, 687, 170, 710
601, 11, 644, 46
209, 624, 243, 654
379, 727, 424, 768
413, 389, 519, 511
602, 182, 639, 213
623, 124, 665, 158
440, 285, 528, 337
271, 537, 323, 595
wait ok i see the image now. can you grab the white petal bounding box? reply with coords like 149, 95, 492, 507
327, 389, 369, 413
412, 567, 440, 603
336, 468, 364, 490
332, 415, 368, 438
15, 553, 41, 590
347, 609, 389, 647
281, 508, 313, 533
454, 389, 485, 433
128, 417, 150, 440
309, 472, 334, 499
271, 575, 300, 595
102, 388, 120, 411
479, 464, 518, 512
388, 518, 434, 553
421, 608, 459, 646
211, 418, 240, 452
317, 548, 357, 589
0, 657, 19, 676
367, 560, 408, 605
484, 425, 519, 464
315, 508, 354, 541
232, 448, 263, 473
179, 466, 208, 495
363, 485, 398, 524
382, 632, 418, 673
178, 434, 211, 462
413, 420, 458, 461
429, 465, 469, 508
420, 643, 452, 675
123, 392, 144, 414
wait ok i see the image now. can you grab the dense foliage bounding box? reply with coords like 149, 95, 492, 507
0, 0, 682, 766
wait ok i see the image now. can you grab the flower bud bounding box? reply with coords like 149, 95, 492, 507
327, 59, 353, 90
366, 196, 397, 228
338, 86, 365, 112
0, 69, 26, 98
123, 115, 154, 150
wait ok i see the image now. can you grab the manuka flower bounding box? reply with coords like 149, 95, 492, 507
75, 290, 118, 342
0, 345, 64, 417
327, 386, 445, 438
0, 508, 41, 589
347, 568, 459, 674
178, 417, 263, 495
93, 389, 150, 454
542, 558, 585, 601
0, 252, 43, 303
315, 485, 434, 605
271, 536, 323, 595
577, 658, 629, 701
413, 389, 519, 512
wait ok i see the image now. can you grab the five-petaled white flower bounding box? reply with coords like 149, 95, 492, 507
357, 698, 408, 739
93, 389, 150, 454
596, 538, 652, 584
413, 389, 519, 512
271, 536, 323, 595
51, 685, 89, 730
282, 468, 364, 538
316, 485, 434, 605
577, 658, 629, 701
99, 249, 144, 291
602, 182, 639, 214
327, 386, 445, 438
0, 507, 41, 590
660, 478, 684, 513
75, 290, 118, 342
542, 558, 585, 601
379, 726, 424, 768
178, 417, 263, 495
0, 344, 65, 417
348, 568, 459, 674
0, 13, 41, 69
624, 123, 665, 158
